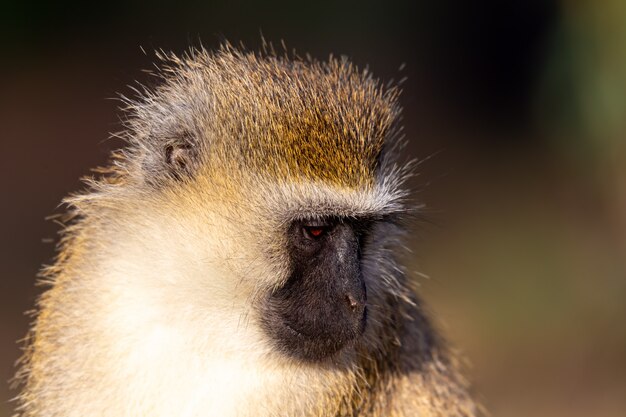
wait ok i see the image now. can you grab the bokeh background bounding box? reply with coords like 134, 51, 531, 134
1, 1, 625, 416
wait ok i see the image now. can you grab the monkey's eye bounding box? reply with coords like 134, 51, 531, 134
302, 225, 331, 240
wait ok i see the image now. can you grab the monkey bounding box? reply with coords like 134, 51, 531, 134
14, 44, 479, 417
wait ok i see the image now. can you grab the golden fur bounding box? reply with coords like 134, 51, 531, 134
15, 45, 479, 417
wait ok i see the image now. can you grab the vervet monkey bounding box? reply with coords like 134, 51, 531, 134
15, 45, 478, 417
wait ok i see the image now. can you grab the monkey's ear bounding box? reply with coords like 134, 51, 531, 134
162, 138, 199, 180
165, 142, 195, 173
140, 131, 201, 186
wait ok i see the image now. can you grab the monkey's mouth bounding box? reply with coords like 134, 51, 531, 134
262, 304, 367, 362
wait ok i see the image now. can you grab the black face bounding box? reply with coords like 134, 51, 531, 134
262, 217, 370, 362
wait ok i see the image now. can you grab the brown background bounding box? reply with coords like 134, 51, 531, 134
2, 1, 625, 416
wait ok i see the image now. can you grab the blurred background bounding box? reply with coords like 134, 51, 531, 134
1, 1, 625, 416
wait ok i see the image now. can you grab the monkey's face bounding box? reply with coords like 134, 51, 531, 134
261, 216, 370, 362
120, 50, 410, 365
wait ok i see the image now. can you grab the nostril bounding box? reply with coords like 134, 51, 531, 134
345, 294, 359, 311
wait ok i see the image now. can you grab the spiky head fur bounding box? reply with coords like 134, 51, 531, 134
14, 45, 478, 417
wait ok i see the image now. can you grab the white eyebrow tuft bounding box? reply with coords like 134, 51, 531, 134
263, 181, 416, 225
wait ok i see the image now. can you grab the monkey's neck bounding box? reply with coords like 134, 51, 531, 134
26, 266, 365, 417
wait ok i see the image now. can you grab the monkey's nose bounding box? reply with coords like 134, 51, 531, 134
344, 290, 366, 315
342, 290, 367, 334
345, 294, 360, 311
341, 275, 367, 316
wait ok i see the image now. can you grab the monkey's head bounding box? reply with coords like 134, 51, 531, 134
92, 47, 412, 364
